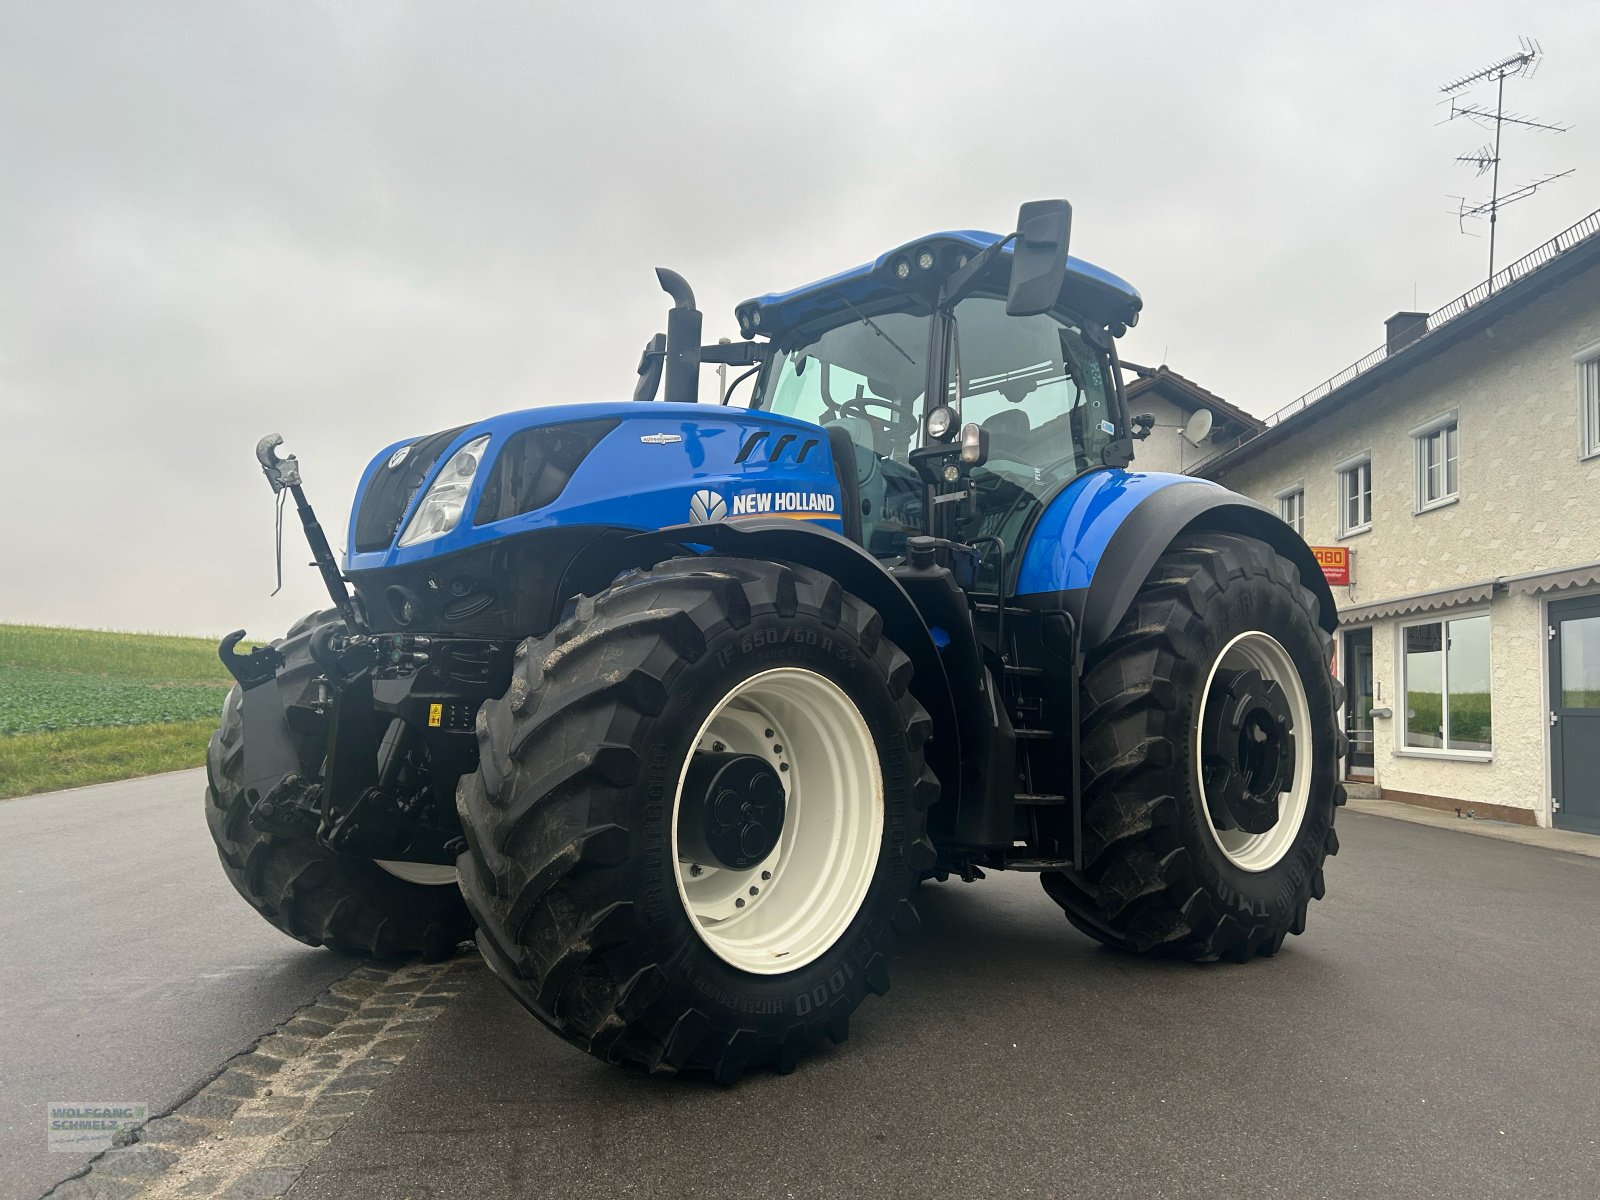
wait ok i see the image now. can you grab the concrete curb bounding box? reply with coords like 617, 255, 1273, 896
1347, 797, 1600, 859
38, 957, 478, 1200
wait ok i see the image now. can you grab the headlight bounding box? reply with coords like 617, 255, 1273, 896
397, 435, 490, 547
925, 405, 956, 440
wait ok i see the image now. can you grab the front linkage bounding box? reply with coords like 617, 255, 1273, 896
218, 437, 510, 873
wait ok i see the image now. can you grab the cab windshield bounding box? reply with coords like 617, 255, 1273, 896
755, 294, 1118, 566
758, 306, 933, 557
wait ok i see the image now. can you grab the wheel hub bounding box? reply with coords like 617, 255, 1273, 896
1200, 667, 1296, 835
678, 752, 787, 870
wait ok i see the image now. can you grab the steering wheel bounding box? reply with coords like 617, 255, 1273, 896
837, 394, 905, 423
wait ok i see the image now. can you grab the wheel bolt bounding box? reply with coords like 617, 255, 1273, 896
779, 763, 789, 772
761, 870, 771, 880
749, 886, 759, 896
689, 864, 703, 877
764, 728, 774, 738
735, 898, 745, 908
712, 741, 725, 752
772, 745, 783, 754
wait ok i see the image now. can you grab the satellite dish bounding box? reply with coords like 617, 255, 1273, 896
1182, 409, 1214, 446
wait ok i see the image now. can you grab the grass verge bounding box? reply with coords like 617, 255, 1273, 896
0, 717, 216, 800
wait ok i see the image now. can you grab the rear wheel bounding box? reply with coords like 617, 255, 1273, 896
1041, 532, 1344, 960
455, 557, 937, 1081
204, 611, 472, 961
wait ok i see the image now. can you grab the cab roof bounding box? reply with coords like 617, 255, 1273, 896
736, 229, 1142, 344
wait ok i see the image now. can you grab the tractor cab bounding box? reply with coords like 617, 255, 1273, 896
729, 211, 1144, 579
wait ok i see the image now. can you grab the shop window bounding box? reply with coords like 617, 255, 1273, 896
1401, 612, 1492, 754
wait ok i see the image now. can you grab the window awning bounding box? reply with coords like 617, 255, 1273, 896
1337, 579, 1498, 625
1504, 560, 1600, 597
1334, 560, 1600, 625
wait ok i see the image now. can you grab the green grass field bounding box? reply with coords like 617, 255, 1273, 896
0, 624, 237, 799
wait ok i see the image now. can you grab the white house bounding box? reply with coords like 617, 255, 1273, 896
1196, 207, 1600, 833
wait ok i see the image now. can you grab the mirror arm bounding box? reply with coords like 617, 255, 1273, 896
938, 233, 1015, 310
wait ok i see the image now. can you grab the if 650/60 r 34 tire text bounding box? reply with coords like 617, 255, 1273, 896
455, 558, 938, 1082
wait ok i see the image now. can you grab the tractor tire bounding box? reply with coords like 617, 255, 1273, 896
1041, 532, 1345, 961
205, 610, 472, 961
455, 557, 938, 1081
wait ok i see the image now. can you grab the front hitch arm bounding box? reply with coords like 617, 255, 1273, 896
218, 629, 283, 689
256, 434, 361, 633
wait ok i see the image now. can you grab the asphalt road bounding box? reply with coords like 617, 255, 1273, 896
287, 812, 1600, 1200
0, 770, 354, 1200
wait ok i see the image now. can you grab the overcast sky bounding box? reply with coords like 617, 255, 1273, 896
4, 1, 1597, 638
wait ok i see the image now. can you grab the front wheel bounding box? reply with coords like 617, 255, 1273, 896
1042, 532, 1345, 960
455, 557, 938, 1081
205, 613, 473, 960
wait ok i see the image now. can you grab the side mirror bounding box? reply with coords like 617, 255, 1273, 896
1005, 199, 1072, 317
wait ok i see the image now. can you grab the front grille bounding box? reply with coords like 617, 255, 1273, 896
352, 425, 469, 552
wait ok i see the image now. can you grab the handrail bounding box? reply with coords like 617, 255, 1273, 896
1198, 206, 1600, 466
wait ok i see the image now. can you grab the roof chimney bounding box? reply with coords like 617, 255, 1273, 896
1385, 311, 1428, 357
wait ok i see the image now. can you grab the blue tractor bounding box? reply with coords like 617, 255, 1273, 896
211, 201, 1343, 1081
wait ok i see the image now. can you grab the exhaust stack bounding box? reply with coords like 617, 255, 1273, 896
656, 267, 703, 405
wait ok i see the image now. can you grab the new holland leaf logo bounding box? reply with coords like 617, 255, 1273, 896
689, 490, 726, 523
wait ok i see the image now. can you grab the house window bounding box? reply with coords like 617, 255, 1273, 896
1279, 488, 1305, 535
1336, 455, 1371, 536
1580, 350, 1600, 459
1401, 612, 1492, 754
1412, 414, 1459, 511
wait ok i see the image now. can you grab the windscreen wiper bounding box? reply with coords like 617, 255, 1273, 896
839, 296, 916, 366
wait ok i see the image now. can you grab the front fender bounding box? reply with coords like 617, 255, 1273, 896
1014, 469, 1336, 651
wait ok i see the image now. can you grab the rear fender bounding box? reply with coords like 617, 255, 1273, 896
1014, 470, 1337, 652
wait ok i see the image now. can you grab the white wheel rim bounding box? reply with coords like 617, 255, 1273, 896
1193, 631, 1313, 873
671, 667, 883, 975
374, 860, 458, 886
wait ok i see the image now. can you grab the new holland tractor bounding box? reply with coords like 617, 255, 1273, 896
209, 200, 1344, 1082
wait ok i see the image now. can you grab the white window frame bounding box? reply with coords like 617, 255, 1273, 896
1395, 607, 1494, 762
1333, 451, 1372, 538
1575, 338, 1600, 461
1275, 481, 1306, 536
1410, 410, 1460, 513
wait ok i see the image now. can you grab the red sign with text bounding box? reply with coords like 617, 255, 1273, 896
1311, 545, 1350, 586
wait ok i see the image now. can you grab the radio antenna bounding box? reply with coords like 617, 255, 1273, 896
1439, 37, 1570, 284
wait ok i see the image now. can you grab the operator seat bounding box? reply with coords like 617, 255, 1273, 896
981, 408, 1033, 464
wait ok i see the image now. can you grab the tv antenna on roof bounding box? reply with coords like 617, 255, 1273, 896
1440, 37, 1571, 284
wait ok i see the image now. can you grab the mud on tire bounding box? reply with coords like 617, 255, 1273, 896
1041, 532, 1345, 961
455, 557, 938, 1082
205, 610, 473, 961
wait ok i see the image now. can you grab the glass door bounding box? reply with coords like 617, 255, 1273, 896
1343, 628, 1374, 774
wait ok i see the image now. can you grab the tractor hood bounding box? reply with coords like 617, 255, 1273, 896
344, 402, 846, 573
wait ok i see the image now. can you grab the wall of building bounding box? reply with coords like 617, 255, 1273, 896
1126, 394, 1199, 475
1212, 264, 1600, 823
